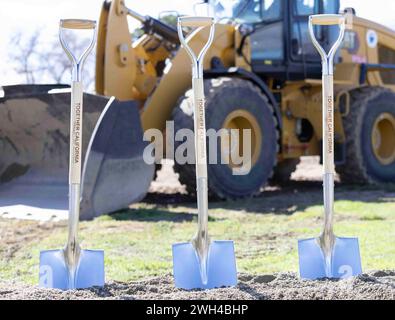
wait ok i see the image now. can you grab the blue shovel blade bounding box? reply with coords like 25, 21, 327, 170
298, 237, 362, 280
172, 240, 237, 290
39, 249, 105, 290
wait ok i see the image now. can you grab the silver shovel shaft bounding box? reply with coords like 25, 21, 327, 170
309, 15, 345, 273
192, 78, 209, 224
178, 16, 215, 285
59, 19, 97, 289
322, 74, 335, 238
66, 81, 83, 288
193, 77, 210, 284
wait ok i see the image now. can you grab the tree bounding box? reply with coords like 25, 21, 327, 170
9, 30, 42, 84
8, 29, 95, 90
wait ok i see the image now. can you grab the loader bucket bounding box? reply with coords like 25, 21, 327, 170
0, 84, 154, 220
80, 98, 155, 220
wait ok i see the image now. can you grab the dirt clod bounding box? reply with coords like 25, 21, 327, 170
1, 271, 394, 300
252, 275, 276, 284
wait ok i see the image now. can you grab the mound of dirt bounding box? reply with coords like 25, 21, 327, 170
1, 271, 394, 300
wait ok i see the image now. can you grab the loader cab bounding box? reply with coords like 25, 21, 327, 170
209, 0, 340, 81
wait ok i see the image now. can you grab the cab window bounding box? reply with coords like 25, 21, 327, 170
234, 0, 282, 23
291, 0, 321, 61
250, 0, 284, 63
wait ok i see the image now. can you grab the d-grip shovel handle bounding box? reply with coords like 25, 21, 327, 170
308, 14, 345, 176
59, 19, 97, 186
177, 16, 215, 78
309, 14, 345, 75
59, 19, 97, 81
177, 16, 215, 179
177, 17, 215, 193
177, 16, 215, 181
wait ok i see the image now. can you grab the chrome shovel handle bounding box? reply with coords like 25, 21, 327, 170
309, 14, 345, 240
309, 14, 345, 176
178, 15, 215, 198
309, 14, 345, 76
59, 19, 97, 82
59, 19, 96, 252
178, 16, 215, 79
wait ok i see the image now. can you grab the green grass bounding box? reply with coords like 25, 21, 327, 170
1, 187, 394, 284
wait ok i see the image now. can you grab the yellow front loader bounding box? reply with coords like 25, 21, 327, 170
1, 0, 395, 219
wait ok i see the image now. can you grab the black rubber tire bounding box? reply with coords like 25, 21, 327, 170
270, 158, 300, 185
172, 77, 279, 199
337, 86, 395, 184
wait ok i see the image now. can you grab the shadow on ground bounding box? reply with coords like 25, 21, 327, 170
148, 181, 395, 213
109, 207, 221, 223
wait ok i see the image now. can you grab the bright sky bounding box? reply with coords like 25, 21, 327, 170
1, 0, 395, 85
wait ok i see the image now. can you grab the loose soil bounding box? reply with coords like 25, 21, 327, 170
1, 157, 394, 300
1, 271, 394, 300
